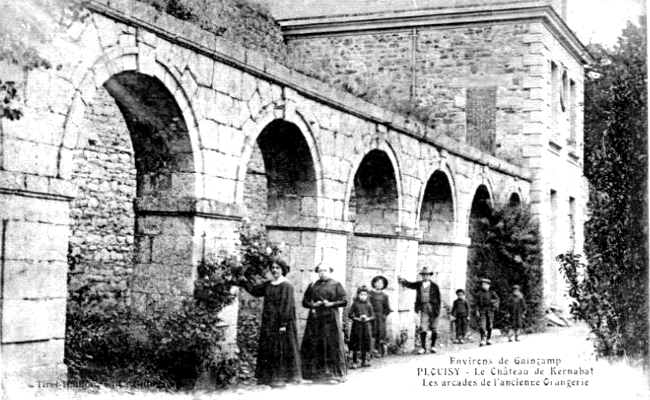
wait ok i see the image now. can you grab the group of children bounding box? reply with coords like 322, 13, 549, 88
449, 279, 527, 346
348, 272, 527, 364
347, 275, 391, 369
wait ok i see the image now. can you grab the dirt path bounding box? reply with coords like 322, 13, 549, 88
15, 323, 649, 400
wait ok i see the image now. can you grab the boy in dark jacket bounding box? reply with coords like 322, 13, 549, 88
450, 288, 470, 343
474, 278, 500, 347
506, 284, 526, 342
398, 266, 441, 354
369, 275, 392, 357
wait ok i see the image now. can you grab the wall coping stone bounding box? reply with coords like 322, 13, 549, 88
84, 0, 532, 182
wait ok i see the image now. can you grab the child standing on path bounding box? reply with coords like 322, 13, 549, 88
348, 286, 375, 369
506, 285, 526, 342
369, 275, 392, 357
474, 278, 500, 347
450, 288, 470, 343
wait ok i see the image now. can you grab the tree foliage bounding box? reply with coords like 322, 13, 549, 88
467, 202, 545, 332
558, 18, 648, 360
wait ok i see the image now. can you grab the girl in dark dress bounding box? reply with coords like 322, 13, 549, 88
240, 259, 302, 388
369, 275, 392, 357
348, 285, 374, 369
300, 265, 348, 384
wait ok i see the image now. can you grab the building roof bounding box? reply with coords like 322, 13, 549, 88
254, 0, 568, 21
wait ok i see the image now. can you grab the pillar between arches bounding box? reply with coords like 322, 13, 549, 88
130, 196, 244, 353
264, 219, 349, 342
406, 233, 472, 342
347, 230, 420, 350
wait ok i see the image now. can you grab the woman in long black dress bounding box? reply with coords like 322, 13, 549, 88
300, 265, 348, 384
240, 258, 301, 388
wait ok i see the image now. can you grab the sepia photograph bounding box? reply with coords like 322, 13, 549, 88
0, 0, 647, 399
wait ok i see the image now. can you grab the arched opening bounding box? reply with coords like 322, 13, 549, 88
345, 150, 399, 337
509, 192, 521, 207
468, 185, 491, 243
243, 119, 318, 231
258, 120, 318, 222
68, 71, 196, 312
417, 170, 455, 310
466, 184, 492, 306
351, 150, 399, 233
419, 171, 454, 241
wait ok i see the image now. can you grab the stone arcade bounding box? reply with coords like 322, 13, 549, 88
0, 0, 590, 385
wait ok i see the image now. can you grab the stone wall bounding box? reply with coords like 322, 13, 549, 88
68, 87, 136, 309
287, 23, 534, 165
242, 143, 267, 232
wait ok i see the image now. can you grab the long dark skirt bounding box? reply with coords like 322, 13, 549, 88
249, 281, 302, 384
256, 320, 301, 384
300, 309, 347, 381
349, 320, 372, 352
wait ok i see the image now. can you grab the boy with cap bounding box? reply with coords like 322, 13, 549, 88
506, 284, 526, 342
474, 278, 500, 347
450, 288, 470, 343
398, 266, 441, 354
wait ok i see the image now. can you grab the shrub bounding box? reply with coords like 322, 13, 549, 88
66, 223, 280, 388
387, 329, 409, 355
466, 202, 545, 332
236, 314, 261, 380
66, 274, 236, 388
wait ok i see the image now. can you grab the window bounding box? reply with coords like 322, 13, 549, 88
551, 62, 559, 135
568, 197, 576, 252
569, 79, 576, 146
466, 86, 497, 154
560, 69, 568, 113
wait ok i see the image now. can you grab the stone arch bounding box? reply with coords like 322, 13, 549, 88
63, 49, 206, 311
236, 103, 324, 209
509, 192, 522, 206
418, 169, 456, 240
344, 142, 404, 342
256, 119, 320, 225
465, 175, 495, 224
469, 184, 493, 222
58, 51, 203, 198
343, 140, 404, 227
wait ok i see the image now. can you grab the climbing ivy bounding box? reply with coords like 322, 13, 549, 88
558, 18, 648, 360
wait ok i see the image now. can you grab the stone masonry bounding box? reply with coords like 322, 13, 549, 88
68, 87, 136, 309
0, 0, 587, 388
